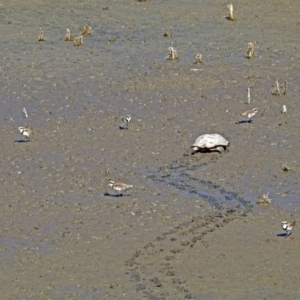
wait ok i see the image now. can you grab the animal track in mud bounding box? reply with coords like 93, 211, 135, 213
147, 155, 252, 211
126, 208, 246, 299
125, 155, 252, 299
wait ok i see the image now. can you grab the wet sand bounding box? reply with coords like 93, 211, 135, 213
0, 0, 300, 299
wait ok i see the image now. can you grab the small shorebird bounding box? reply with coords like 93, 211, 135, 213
18, 126, 32, 141
108, 180, 133, 197
282, 221, 296, 238
242, 108, 259, 123
122, 115, 132, 129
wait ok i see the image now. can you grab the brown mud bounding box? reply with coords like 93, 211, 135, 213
0, 0, 300, 299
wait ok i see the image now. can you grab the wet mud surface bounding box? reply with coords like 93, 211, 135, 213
0, 0, 300, 299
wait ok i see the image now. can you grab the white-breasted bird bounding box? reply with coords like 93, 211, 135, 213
18, 126, 32, 141
122, 115, 131, 129
242, 108, 259, 123
107, 180, 133, 197
281, 221, 296, 238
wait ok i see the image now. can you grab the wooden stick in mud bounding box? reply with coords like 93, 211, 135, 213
247, 87, 251, 104
273, 80, 281, 96
227, 3, 236, 21
283, 80, 287, 95
22, 108, 28, 118
282, 105, 287, 113
246, 42, 254, 59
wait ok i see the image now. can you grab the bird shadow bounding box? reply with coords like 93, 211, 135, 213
103, 192, 131, 197
119, 125, 128, 130
277, 233, 289, 238
235, 120, 252, 124
14, 139, 30, 143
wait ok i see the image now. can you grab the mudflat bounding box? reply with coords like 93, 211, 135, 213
0, 0, 299, 299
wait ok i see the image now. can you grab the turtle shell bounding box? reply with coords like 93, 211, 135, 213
192, 134, 229, 150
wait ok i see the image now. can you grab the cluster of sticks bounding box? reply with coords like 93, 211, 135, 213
257, 192, 272, 205
166, 47, 203, 64
272, 80, 287, 96
38, 24, 92, 47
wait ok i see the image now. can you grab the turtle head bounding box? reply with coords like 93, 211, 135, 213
189, 146, 200, 155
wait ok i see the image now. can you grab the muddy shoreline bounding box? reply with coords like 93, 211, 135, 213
0, 0, 300, 299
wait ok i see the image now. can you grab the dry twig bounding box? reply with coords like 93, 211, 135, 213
193, 53, 202, 64
38, 31, 45, 42
166, 47, 178, 60
257, 192, 272, 205
227, 3, 236, 21
246, 42, 254, 59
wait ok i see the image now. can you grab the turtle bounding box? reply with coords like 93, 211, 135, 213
191, 133, 229, 154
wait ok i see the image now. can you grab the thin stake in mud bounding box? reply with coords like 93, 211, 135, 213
226, 3, 236, 21
246, 42, 254, 59
105, 169, 111, 182
283, 80, 287, 95
273, 80, 281, 96
104, 169, 111, 195
247, 87, 251, 104
22, 107, 28, 118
